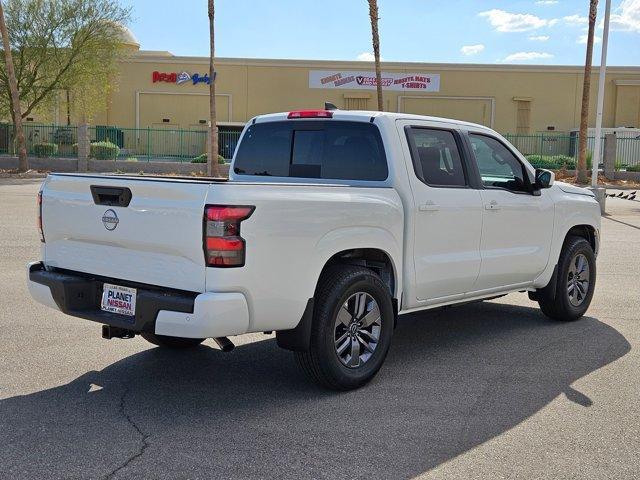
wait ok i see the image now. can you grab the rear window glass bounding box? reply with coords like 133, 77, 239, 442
234, 121, 388, 181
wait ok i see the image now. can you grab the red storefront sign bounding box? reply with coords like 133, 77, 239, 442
152, 71, 178, 83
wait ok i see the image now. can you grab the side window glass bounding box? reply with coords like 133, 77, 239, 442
469, 134, 528, 192
406, 128, 467, 187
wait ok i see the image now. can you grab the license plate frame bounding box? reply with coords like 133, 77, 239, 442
100, 283, 137, 317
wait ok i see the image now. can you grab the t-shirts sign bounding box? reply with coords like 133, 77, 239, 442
309, 70, 440, 92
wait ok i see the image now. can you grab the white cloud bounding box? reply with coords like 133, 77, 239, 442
460, 44, 485, 56
578, 34, 602, 44
536, 0, 558, 4
479, 9, 557, 32
610, 0, 640, 32
529, 35, 550, 41
356, 52, 376, 62
502, 51, 554, 62
563, 14, 588, 26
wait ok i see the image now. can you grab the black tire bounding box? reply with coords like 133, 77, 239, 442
538, 236, 596, 321
295, 265, 395, 390
140, 332, 205, 349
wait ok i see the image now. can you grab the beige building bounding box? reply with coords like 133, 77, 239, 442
30, 28, 640, 136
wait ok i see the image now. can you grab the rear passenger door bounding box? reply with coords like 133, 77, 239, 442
401, 123, 483, 303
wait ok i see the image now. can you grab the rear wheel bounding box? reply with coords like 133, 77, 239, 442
538, 236, 596, 321
295, 265, 394, 390
140, 332, 205, 349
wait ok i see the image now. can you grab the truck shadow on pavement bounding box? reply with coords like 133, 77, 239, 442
0, 301, 630, 479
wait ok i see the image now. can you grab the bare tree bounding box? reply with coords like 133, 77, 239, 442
577, 0, 599, 184
368, 0, 383, 111
0, 0, 26, 171
208, 0, 220, 177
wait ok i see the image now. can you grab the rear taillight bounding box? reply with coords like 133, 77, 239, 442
37, 191, 44, 243
287, 110, 333, 119
204, 205, 254, 267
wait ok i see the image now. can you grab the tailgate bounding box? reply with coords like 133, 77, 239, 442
41, 174, 212, 293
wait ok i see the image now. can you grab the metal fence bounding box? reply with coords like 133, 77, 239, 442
0, 124, 79, 158
504, 134, 576, 158
0, 124, 242, 162
2, 123, 638, 168
503, 133, 640, 169
616, 137, 640, 169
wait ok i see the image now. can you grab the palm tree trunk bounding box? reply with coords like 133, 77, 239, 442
368, 0, 383, 111
208, 0, 220, 177
0, 0, 27, 172
577, 0, 599, 184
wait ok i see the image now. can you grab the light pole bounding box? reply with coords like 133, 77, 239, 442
591, 0, 612, 187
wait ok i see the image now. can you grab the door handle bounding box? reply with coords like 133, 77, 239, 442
419, 202, 439, 212
90, 185, 132, 207
484, 200, 501, 211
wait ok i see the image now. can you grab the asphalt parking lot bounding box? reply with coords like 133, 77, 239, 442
1, 177, 639, 479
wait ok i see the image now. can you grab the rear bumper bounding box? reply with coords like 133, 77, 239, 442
27, 262, 249, 338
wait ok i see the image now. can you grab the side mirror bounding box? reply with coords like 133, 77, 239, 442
535, 168, 555, 189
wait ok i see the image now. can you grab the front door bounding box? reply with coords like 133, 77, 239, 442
467, 132, 554, 291
402, 123, 483, 303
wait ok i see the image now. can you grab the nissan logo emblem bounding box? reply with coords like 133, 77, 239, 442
102, 209, 119, 231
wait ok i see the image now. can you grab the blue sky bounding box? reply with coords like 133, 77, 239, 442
122, 0, 640, 65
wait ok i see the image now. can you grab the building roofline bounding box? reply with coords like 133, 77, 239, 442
124, 52, 640, 74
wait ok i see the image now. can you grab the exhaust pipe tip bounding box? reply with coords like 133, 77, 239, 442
213, 336, 235, 352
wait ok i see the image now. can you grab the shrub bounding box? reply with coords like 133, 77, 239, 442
563, 158, 577, 170
627, 164, 640, 172
90, 141, 120, 160
191, 154, 225, 164
33, 143, 58, 158
525, 154, 575, 170
615, 160, 628, 171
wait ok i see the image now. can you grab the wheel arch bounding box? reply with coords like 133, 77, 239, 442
318, 248, 398, 299
565, 224, 598, 254
276, 245, 400, 352
533, 221, 599, 291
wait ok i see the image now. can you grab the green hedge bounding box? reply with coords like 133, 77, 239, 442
90, 141, 120, 160
33, 143, 59, 158
627, 164, 640, 172
526, 154, 576, 170
191, 154, 225, 164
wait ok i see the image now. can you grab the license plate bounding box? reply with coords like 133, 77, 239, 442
101, 283, 137, 317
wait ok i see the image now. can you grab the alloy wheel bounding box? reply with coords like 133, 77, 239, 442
334, 292, 382, 368
567, 253, 590, 307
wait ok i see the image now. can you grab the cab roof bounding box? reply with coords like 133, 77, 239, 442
253, 109, 493, 133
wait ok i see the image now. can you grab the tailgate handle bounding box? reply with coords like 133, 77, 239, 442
90, 185, 132, 207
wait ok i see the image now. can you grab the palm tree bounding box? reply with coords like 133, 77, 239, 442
208, 0, 220, 177
0, 0, 27, 172
577, 0, 599, 184
368, 0, 383, 111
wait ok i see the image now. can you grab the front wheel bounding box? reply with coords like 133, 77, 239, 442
538, 236, 596, 321
140, 332, 205, 349
295, 265, 395, 390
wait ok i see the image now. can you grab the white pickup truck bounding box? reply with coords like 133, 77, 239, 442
28, 110, 600, 390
